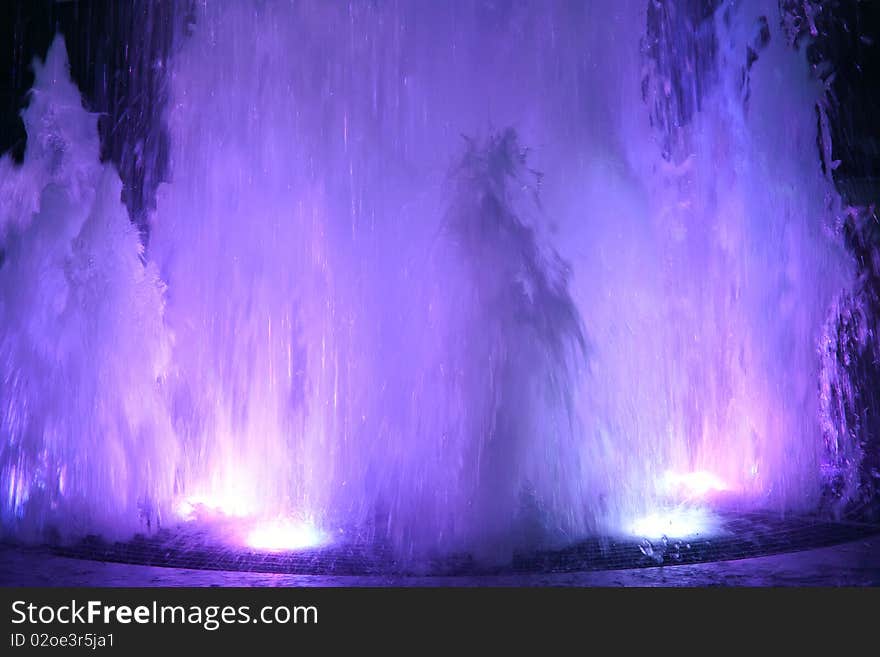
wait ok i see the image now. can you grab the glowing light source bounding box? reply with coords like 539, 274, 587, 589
172, 491, 327, 553
173, 492, 256, 521
246, 519, 326, 552
629, 507, 718, 539
662, 470, 729, 499
174, 499, 196, 520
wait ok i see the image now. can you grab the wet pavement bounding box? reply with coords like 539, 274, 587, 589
2, 535, 879, 586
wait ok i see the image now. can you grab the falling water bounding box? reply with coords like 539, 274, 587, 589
0, 0, 865, 559
0, 36, 174, 539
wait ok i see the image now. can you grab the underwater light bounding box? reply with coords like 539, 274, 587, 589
245, 519, 326, 552
629, 507, 718, 539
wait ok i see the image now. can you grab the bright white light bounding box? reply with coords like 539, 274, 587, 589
246, 519, 326, 552
662, 470, 728, 499
629, 507, 717, 539
175, 499, 196, 520
173, 492, 257, 521
172, 493, 327, 552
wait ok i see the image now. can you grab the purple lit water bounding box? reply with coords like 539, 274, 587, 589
0, 1, 861, 562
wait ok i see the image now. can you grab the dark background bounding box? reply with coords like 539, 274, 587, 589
0, 0, 184, 237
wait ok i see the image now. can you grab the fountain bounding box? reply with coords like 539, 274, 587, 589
1, 0, 876, 577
